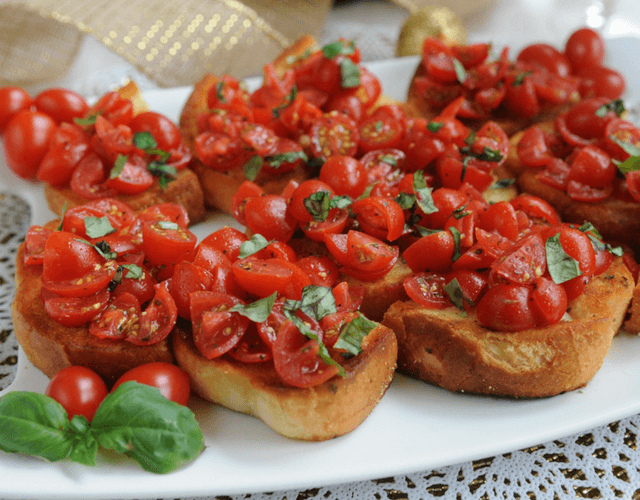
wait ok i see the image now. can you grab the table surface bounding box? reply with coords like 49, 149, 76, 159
2, 1, 640, 499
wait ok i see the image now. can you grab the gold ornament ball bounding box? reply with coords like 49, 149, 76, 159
395, 6, 466, 57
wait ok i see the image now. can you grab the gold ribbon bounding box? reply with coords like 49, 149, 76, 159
0, 0, 485, 89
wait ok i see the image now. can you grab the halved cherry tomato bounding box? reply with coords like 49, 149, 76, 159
89, 292, 141, 340
190, 291, 249, 359
272, 319, 339, 388
309, 111, 359, 158
129, 111, 182, 150
351, 196, 405, 242
403, 272, 451, 309
198, 227, 248, 262
531, 276, 568, 326
141, 220, 197, 268
244, 194, 297, 242
229, 324, 273, 363
490, 232, 546, 285
169, 261, 214, 319
127, 281, 177, 346
288, 179, 335, 223
42, 288, 110, 327
476, 283, 537, 331
23, 226, 53, 265
403, 230, 455, 273
319, 155, 367, 198
70, 152, 117, 200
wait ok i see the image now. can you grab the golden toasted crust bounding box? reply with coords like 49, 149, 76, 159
44, 168, 206, 224
172, 319, 397, 441
12, 244, 174, 386
406, 63, 578, 136
382, 258, 634, 398
624, 280, 640, 334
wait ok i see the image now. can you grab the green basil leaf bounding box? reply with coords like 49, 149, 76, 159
285, 285, 337, 322
74, 114, 99, 126
265, 151, 308, 169
443, 278, 468, 314
448, 226, 462, 262
545, 233, 582, 283
395, 191, 416, 210
110, 154, 128, 179
452, 57, 467, 83
427, 121, 444, 133
133, 131, 158, 150
0, 391, 75, 462
490, 178, 516, 189
304, 190, 332, 222
238, 233, 271, 258
230, 293, 277, 323
157, 221, 179, 230
121, 263, 144, 280
334, 313, 377, 357
243, 155, 263, 181
595, 99, 625, 117
84, 216, 116, 239
413, 171, 438, 214
93, 240, 118, 260
68, 415, 98, 466
340, 58, 361, 88
93, 382, 204, 474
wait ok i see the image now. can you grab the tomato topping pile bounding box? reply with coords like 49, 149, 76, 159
516, 97, 640, 203
25, 199, 196, 344
0, 86, 191, 197
414, 27, 624, 121
193, 39, 512, 195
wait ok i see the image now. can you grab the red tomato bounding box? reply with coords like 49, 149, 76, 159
141, 220, 197, 268
0, 86, 33, 133
604, 118, 640, 161
351, 196, 405, 242
272, 319, 339, 388
43, 288, 110, 327
503, 71, 540, 119
577, 65, 626, 99
319, 155, 367, 198
357, 105, 406, 153
88, 91, 133, 126
34, 88, 89, 124
244, 194, 298, 242
342, 230, 399, 273
565, 27, 605, 71
444, 269, 488, 310
478, 201, 520, 241
111, 362, 191, 406
169, 261, 214, 319
42, 231, 118, 297
490, 232, 547, 285
309, 111, 359, 158
296, 255, 340, 287
36, 123, 90, 186
517, 43, 571, 77
89, 292, 141, 340
403, 272, 452, 309
563, 97, 613, 140
301, 208, 350, 242
288, 179, 334, 223
190, 291, 249, 359
45, 366, 108, 421
559, 226, 596, 276
128, 281, 178, 346
531, 276, 568, 326
567, 145, 616, 189
129, 111, 181, 150
510, 195, 561, 225
229, 324, 273, 363
516, 126, 553, 168
70, 152, 117, 200
476, 283, 537, 331
3, 110, 57, 178
199, 227, 248, 262
105, 154, 154, 195
23, 225, 52, 265
403, 230, 455, 273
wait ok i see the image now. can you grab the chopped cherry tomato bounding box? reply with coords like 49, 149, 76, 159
491, 232, 546, 285
567, 145, 616, 189
244, 194, 297, 242
510, 195, 561, 225
288, 179, 334, 223
351, 196, 405, 242
128, 281, 177, 346
23, 226, 53, 265
42, 287, 110, 327
403, 272, 451, 309
357, 105, 406, 153
89, 292, 141, 340
111, 362, 191, 406
301, 208, 350, 242
169, 261, 214, 319
45, 366, 108, 421
36, 123, 90, 186
129, 111, 182, 150
42, 232, 118, 297
141, 220, 197, 268
229, 324, 273, 363
105, 154, 154, 195
517, 43, 571, 77
517, 126, 554, 168
403, 230, 456, 273
309, 111, 359, 158
199, 227, 248, 262
478, 201, 520, 241
577, 65, 625, 99
272, 319, 339, 388
531, 276, 568, 326
87, 91, 133, 127
190, 291, 249, 359
70, 152, 117, 200
296, 255, 340, 287
476, 283, 537, 331
604, 118, 640, 161
563, 97, 614, 140
343, 230, 399, 273
319, 155, 367, 198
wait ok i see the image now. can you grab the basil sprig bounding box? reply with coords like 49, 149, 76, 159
545, 233, 582, 283
0, 382, 204, 474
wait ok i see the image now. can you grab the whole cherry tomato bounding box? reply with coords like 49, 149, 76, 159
0, 86, 33, 133
319, 155, 367, 198
45, 366, 109, 421
3, 110, 56, 178
33, 88, 89, 124
517, 43, 571, 77
565, 27, 605, 72
111, 362, 191, 406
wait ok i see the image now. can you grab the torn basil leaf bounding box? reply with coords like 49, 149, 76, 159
84, 216, 116, 239
334, 313, 377, 357
545, 233, 582, 283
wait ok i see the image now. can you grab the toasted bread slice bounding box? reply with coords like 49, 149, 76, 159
12, 243, 173, 386
44, 168, 206, 223
382, 257, 634, 398
172, 318, 397, 441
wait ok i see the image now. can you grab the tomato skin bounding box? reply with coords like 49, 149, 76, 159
577, 65, 625, 100
319, 155, 367, 198
403, 272, 452, 309
111, 362, 191, 406
476, 283, 537, 332
309, 111, 359, 158
531, 276, 568, 326
45, 366, 108, 421
3, 110, 57, 178
34, 88, 89, 124
403, 230, 455, 273
563, 97, 612, 140
517, 43, 571, 77
565, 28, 605, 71
244, 194, 297, 242
0, 86, 33, 133
351, 196, 405, 242
567, 145, 616, 189
288, 179, 334, 223
141, 220, 197, 268
43, 288, 110, 327
129, 111, 181, 150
